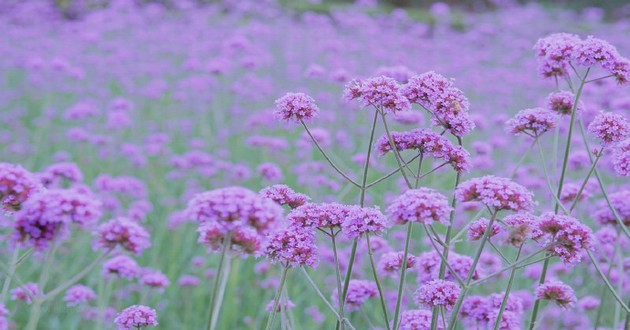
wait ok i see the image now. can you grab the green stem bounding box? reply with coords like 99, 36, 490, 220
535, 138, 569, 214
331, 232, 345, 330
25, 245, 57, 330
0, 248, 20, 303
366, 234, 391, 330
527, 257, 551, 330
392, 221, 413, 329
265, 267, 289, 330
509, 139, 536, 178
447, 211, 498, 329
568, 148, 603, 213
586, 250, 630, 313
380, 112, 413, 187
493, 245, 523, 330
206, 231, 232, 330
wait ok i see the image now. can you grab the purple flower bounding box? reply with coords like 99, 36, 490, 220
344, 76, 411, 113
265, 299, 296, 312
537, 212, 593, 265
256, 162, 283, 183
545, 91, 582, 115
10, 282, 39, 304
377, 251, 416, 275
535, 280, 576, 308
341, 206, 389, 239
331, 279, 377, 311
593, 190, 629, 226
0, 162, 41, 213
533, 33, 581, 78
387, 188, 452, 225
587, 111, 629, 146
504, 213, 541, 246
259, 184, 310, 209
455, 176, 535, 212
177, 275, 200, 288
467, 218, 501, 241
103, 255, 141, 280
414, 279, 460, 310
274, 92, 320, 123
612, 140, 630, 176
93, 217, 151, 255
139, 269, 170, 291
265, 225, 319, 268
0, 303, 8, 330
64, 285, 97, 307
287, 202, 350, 229
506, 107, 559, 137
399, 309, 440, 330
114, 305, 158, 330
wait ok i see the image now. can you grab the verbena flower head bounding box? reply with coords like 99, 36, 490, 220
265, 299, 296, 313
534, 280, 576, 308
587, 111, 629, 146
487, 310, 521, 330
467, 217, 501, 241
612, 140, 630, 176
186, 186, 284, 255
0, 303, 8, 330
38, 162, 83, 188
341, 206, 389, 239
533, 33, 581, 78
64, 285, 97, 307
103, 255, 141, 280
399, 309, 440, 330
114, 305, 158, 330
93, 217, 151, 255
259, 184, 310, 209
545, 91, 582, 115
375, 129, 471, 173
571, 35, 630, 83
504, 213, 541, 246
375, 65, 416, 83
265, 225, 319, 268
10, 282, 39, 304
505, 107, 559, 137
378, 251, 416, 275
178, 275, 200, 287
139, 269, 170, 291
387, 188, 452, 225
536, 212, 593, 265
455, 176, 535, 212
414, 279, 460, 310
593, 190, 629, 226
287, 202, 350, 229
0, 162, 41, 213
331, 279, 378, 311
416, 251, 479, 283
460, 295, 490, 324
344, 76, 411, 113
274, 92, 320, 123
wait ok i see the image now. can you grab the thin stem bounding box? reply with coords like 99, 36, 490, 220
301, 120, 361, 188
493, 245, 523, 330
586, 250, 630, 313
210, 256, 232, 330
568, 148, 603, 213
366, 154, 421, 189
392, 221, 413, 329
414, 153, 424, 189
206, 231, 233, 330
0, 248, 20, 303
535, 138, 569, 214
300, 268, 357, 330
584, 74, 614, 84
447, 211, 498, 329
366, 234, 391, 330
527, 257, 551, 330
488, 240, 510, 263
265, 267, 290, 330
331, 231, 345, 330
509, 139, 536, 178
380, 112, 413, 187
423, 224, 465, 287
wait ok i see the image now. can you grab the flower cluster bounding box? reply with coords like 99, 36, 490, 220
259, 184, 310, 209
0, 162, 41, 212
399, 309, 439, 330
274, 92, 320, 123
114, 305, 158, 330
467, 218, 501, 241
402, 71, 475, 136
455, 176, 535, 212
612, 140, 630, 176
186, 186, 284, 255
331, 279, 378, 311
375, 129, 471, 173
416, 251, 480, 283
587, 111, 629, 146
387, 188, 452, 225
344, 76, 411, 113
37, 162, 83, 188
536, 212, 593, 265
265, 225, 319, 268
341, 206, 389, 239
545, 91, 582, 115
64, 285, 97, 307
287, 202, 350, 229
103, 255, 141, 280
93, 217, 151, 255
593, 190, 629, 226
534, 280, 576, 308
505, 107, 559, 137
414, 279, 460, 310
377, 251, 416, 275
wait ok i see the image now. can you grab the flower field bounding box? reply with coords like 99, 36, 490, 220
0, 1, 629, 329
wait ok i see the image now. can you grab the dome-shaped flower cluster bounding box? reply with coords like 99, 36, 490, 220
93, 217, 151, 255
455, 176, 535, 212
0, 162, 41, 213
387, 188, 452, 225
344, 76, 411, 113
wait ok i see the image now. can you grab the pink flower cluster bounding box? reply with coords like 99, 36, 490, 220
386, 188, 452, 225
344, 76, 411, 113
0, 162, 41, 212
93, 217, 151, 255
414, 279, 460, 310
10, 282, 39, 304
265, 225, 319, 268
341, 206, 389, 239
331, 279, 378, 311
536, 212, 593, 265
612, 140, 630, 176
64, 285, 97, 307
593, 190, 629, 226
287, 202, 350, 229
505, 107, 559, 137
375, 129, 471, 173
399, 309, 439, 330
467, 218, 501, 241
534, 280, 576, 308
460, 293, 524, 329
37, 162, 83, 188
186, 186, 284, 255
259, 184, 310, 209
103, 255, 141, 280
377, 251, 416, 275
545, 91, 582, 115
114, 305, 158, 330
274, 92, 320, 123
455, 176, 535, 212
534, 33, 630, 84
416, 251, 480, 283
587, 111, 629, 146
402, 71, 475, 136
